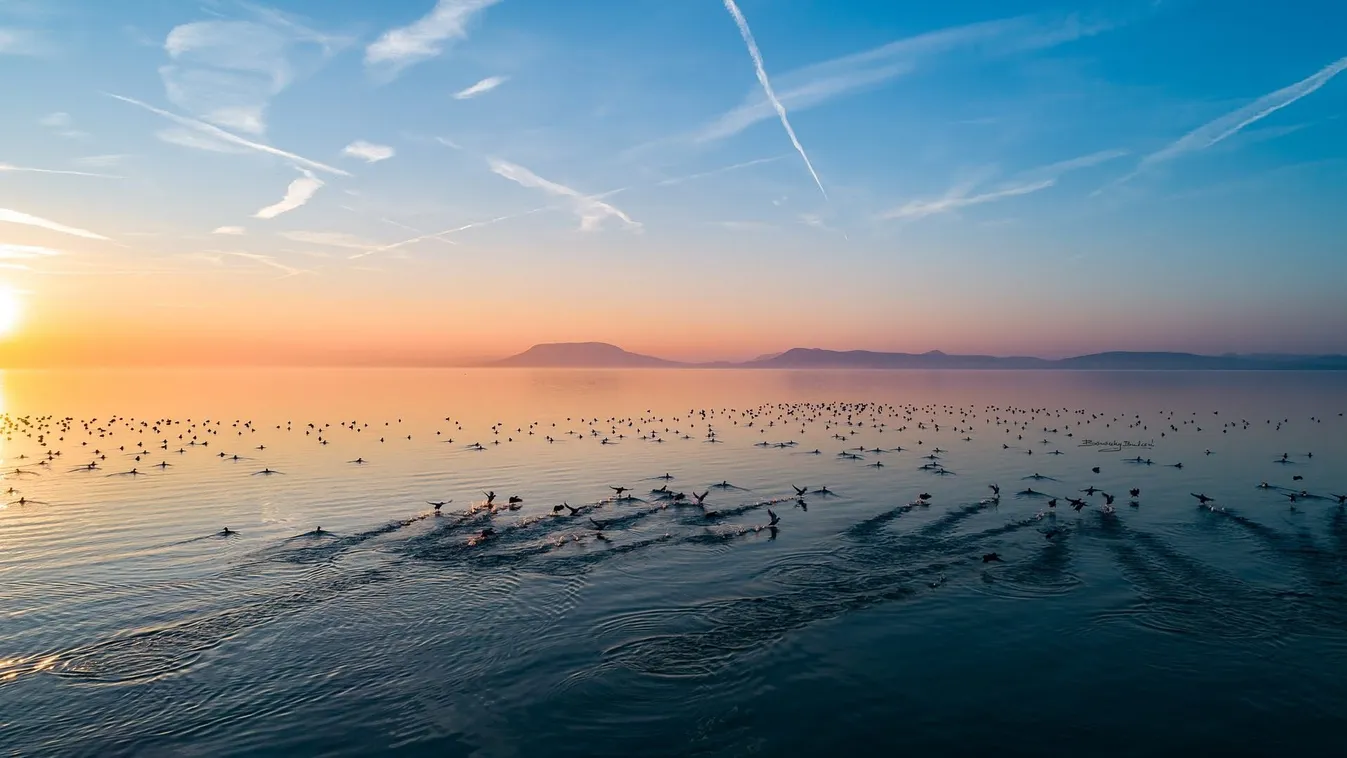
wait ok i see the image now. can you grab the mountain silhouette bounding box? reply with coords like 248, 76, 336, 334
490, 343, 1347, 370
491, 342, 677, 368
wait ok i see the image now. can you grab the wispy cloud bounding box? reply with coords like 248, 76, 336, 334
454, 75, 507, 99
0, 207, 111, 240
253, 169, 324, 219
341, 140, 395, 163
0, 27, 44, 56
1109, 55, 1347, 188
695, 14, 1111, 144
0, 162, 122, 179
884, 149, 1126, 220
366, 0, 502, 74
212, 225, 246, 235
489, 158, 641, 232
73, 154, 131, 169
160, 9, 348, 135
800, 212, 849, 240
109, 93, 350, 175
37, 111, 88, 140
0, 243, 62, 259
721, 0, 827, 201
716, 220, 775, 232
219, 251, 306, 277
654, 155, 783, 186
349, 206, 549, 259
1020, 148, 1130, 181
279, 230, 374, 249
884, 180, 1054, 220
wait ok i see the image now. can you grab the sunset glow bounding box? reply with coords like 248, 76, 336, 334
2, 2, 1345, 366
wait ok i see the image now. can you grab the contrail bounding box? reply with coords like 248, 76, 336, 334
721, 0, 828, 201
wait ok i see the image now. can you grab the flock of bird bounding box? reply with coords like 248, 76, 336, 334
1, 402, 1342, 561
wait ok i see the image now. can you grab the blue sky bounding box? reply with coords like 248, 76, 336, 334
2, 0, 1346, 364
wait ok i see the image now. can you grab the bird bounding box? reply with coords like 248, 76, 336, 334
767, 508, 780, 526
982, 552, 1002, 563
792, 485, 808, 496
610, 486, 629, 496
1191, 493, 1214, 504
428, 500, 451, 511
508, 495, 523, 504
988, 484, 1000, 496
1129, 488, 1140, 497
693, 491, 709, 505
1091, 466, 1101, 474
483, 491, 497, 505
589, 517, 609, 530
1331, 494, 1346, 505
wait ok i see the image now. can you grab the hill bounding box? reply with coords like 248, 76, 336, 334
491, 342, 681, 368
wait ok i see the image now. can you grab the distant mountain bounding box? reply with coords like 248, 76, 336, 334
489, 343, 1347, 370
743, 348, 1051, 369
492, 342, 681, 368
1053, 352, 1347, 370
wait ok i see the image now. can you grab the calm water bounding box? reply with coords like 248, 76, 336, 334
2, 369, 1346, 757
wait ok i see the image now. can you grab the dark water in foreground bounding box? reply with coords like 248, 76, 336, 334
1, 369, 1346, 756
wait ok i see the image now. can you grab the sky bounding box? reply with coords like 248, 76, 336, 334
1, 0, 1346, 366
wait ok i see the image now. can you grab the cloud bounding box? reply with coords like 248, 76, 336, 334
279, 230, 373, 249
0, 162, 122, 179
885, 148, 1127, 220
349, 206, 549, 259
0, 207, 111, 240
160, 11, 347, 135
341, 140, 395, 163
212, 225, 246, 235
109, 93, 350, 175
717, 220, 775, 232
73, 154, 131, 168
37, 111, 88, 139
654, 155, 782, 186
253, 170, 324, 219
695, 14, 1110, 144
0, 243, 62, 259
488, 158, 641, 232
1018, 148, 1129, 182
366, 0, 502, 74
0, 27, 44, 56
1110, 55, 1347, 188
884, 180, 1054, 220
721, 0, 827, 201
219, 251, 305, 277
453, 75, 507, 99
153, 126, 247, 153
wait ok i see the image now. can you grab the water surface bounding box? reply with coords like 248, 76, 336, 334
2, 369, 1345, 756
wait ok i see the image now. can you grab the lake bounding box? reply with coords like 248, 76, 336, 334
2, 369, 1346, 756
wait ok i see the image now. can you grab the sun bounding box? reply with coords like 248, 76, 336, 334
0, 287, 22, 339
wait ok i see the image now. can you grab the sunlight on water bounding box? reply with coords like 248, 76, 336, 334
1, 369, 1345, 756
